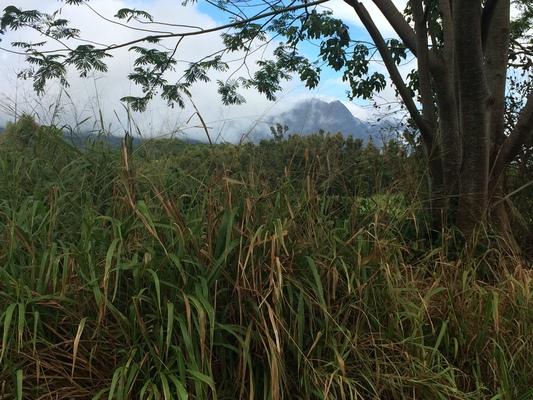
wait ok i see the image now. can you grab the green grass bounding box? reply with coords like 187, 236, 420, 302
0, 117, 531, 399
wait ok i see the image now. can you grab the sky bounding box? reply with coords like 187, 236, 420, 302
0, 0, 411, 142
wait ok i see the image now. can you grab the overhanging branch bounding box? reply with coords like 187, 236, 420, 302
0, 0, 331, 55
345, 0, 434, 145
370, 0, 418, 55
103, 0, 331, 51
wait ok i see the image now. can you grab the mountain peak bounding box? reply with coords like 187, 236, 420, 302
266, 98, 369, 140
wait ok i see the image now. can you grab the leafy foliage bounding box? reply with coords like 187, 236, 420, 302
0, 0, 531, 116
509, 0, 533, 69
115, 8, 154, 22
66, 45, 110, 77
0, 1, 410, 110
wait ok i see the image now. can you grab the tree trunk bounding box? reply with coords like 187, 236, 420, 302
435, 0, 462, 208
453, 1, 491, 235
348, 0, 532, 248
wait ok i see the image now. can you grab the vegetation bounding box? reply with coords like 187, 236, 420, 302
1, 1, 532, 240
0, 117, 531, 399
1, 0, 532, 398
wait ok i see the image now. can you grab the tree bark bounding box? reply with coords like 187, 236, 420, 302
453, 1, 491, 234
486, 0, 511, 177
412, 0, 450, 228
433, 0, 462, 221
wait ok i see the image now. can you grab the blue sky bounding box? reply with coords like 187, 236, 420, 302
0, 0, 409, 139
194, 0, 378, 100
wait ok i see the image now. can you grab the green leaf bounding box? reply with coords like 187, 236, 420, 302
1, 303, 16, 363
16, 369, 23, 400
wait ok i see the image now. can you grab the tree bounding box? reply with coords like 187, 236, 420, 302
1, 0, 532, 245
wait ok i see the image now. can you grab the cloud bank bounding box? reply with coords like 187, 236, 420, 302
0, 0, 409, 142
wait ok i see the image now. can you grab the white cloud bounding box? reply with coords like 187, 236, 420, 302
0, 0, 284, 141
322, 0, 408, 39
0, 0, 411, 142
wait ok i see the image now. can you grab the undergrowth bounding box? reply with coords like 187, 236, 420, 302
0, 117, 531, 399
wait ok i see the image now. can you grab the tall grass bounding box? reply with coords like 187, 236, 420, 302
0, 117, 531, 399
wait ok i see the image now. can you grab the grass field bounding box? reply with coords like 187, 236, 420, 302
0, 117, 531, 399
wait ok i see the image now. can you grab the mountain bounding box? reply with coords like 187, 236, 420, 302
270, 98, 369, 139
1, 99, 398, 145
248, 98, 394, 142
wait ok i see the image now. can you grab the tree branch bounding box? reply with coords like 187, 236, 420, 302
101, 0, 331, 51
485, 0, 510, 177
412, 0, 435, 132
83, 2, 175, 35
493, 90, 533, 175
370, 0, 418, 55
428, 0, 462, 193
345, 0, 433, 145
0, 0, 331, 55
438, 0, 454, 65
353, 0, 442, 71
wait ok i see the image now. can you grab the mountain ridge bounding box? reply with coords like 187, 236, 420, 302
248, 98, 394, 143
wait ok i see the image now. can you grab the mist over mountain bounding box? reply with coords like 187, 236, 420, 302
247, 98, 396, 143
0, 98, 399, 145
